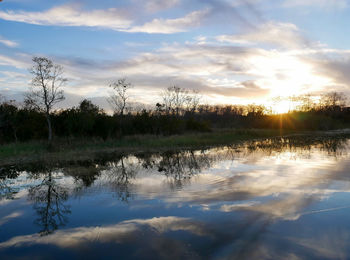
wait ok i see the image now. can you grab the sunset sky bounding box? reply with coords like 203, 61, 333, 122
1, 0, 350, 109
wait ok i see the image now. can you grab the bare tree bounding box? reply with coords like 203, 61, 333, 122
108, 78, 133, 116
25, 57, 66, 142
295, 94, 314, 112
185, 90, 201, 113
162, 87, 174, 115
320, 91, 347, 111
246, 104, 266, 117
162, 86, 190, 116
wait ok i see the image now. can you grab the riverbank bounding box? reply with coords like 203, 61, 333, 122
1, 128, 350, 166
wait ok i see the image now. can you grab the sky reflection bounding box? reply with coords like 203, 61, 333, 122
1, 137, 350, 259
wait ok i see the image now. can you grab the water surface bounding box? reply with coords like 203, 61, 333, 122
1, 137, 350, 259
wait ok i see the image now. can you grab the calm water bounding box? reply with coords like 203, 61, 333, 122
1, 137, 350, 259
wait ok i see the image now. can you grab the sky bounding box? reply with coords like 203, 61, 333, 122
0, 0, 350, 110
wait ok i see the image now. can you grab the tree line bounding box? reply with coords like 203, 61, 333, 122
1, 56, 350, 144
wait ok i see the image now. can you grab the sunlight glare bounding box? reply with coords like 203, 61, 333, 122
273, 99, 291, 114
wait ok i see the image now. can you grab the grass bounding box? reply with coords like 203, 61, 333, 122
0, 128, 346, 166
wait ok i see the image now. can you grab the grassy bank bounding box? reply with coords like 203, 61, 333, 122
0, 128, 348, 166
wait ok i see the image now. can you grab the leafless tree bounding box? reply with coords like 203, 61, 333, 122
162, 86, 190, 116
108, 78, 133, 116
295, 94, 314, 112
25, 57, 66, 142
185, 90, 201, 113
246, 104, 266, 117
320, 91, 347, 110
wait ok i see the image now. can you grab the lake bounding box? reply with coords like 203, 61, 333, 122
1, 136, 350, 259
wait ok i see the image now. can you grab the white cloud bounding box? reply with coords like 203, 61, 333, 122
125, 9, 209, 34
0, 53, 30, 69
0, 4, 208, 34
0, 37, 342, 105
0, 5, 133, 30
216, 21, 308, 49
0, 36, 18, 47
0, 216, 208, 249
1, 17, 350, 105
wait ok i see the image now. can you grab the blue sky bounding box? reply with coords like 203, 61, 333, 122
0, 0, 350, 110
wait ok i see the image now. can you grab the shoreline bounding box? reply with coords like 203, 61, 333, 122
1, 129, 350, 167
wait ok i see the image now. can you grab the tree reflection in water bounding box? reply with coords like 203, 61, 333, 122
28, 171, 71, 236
157, 150, 211, 189
98, 151, 212, 201
0, 166, 22, 200
0, 135, 348, 236
104, 157, 137, 202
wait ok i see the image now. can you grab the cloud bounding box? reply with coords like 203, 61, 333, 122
0, 212, 23, 226
311, 56, 350, 88
0, 4, 208, 34
0, 5, 133, 30
0, 216, 208, 250
2, 143, 350, 259
196, 80, 269, 98
220, 201, 259, 212
283, 0, 349, 9
290, 230, 350, 259
0, 53, 30, 69
124, 9, 209, 34
143, 0, 180, 13
130, 145, 350, 222
216, 21, 309, 49
0, 36, 18, 48
20, 43, 268, 102
0, 37, 335, 104
0, 14, 349, 105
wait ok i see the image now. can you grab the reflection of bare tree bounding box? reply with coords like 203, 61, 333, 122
0, 169, 19, 200
28, 171, 71, 236
232, 136, 349, 160
1, 135, 348, 206
320, 138, 347, 156
158, 150, 211, 189
104, 157, 137, 202
0, 180, 17, 200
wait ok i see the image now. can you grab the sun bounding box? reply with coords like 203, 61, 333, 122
272, 99, 291, 114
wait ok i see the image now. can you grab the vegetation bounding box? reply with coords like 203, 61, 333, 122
1, 56, 350, 154
1, 94, 350, 145
0, 129, 294, 164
